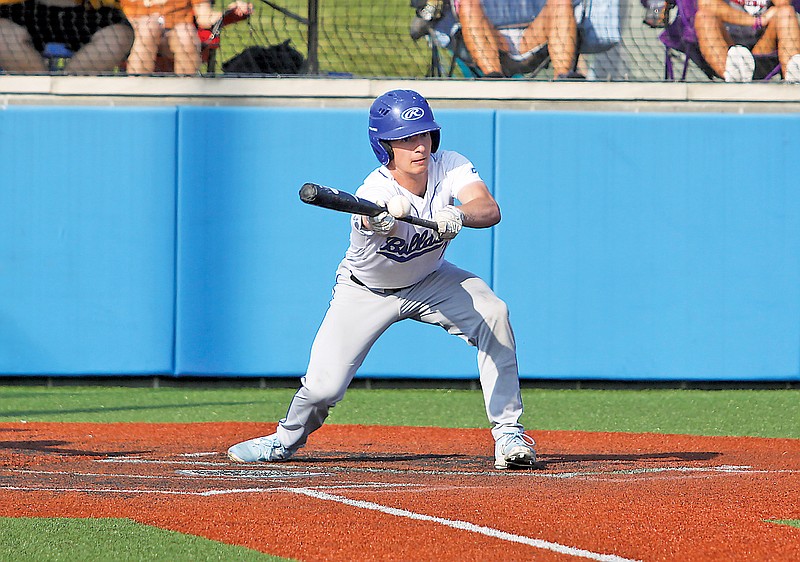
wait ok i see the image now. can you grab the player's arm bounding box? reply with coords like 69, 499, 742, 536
454, 181, 501, 228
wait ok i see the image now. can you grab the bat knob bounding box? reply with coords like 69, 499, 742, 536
299, 183, 319, 203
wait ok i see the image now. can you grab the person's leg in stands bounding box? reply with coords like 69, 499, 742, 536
695, 0, 757, 77
0, 19, 46, 71
753, 0, 800, 73
124, 15, 162, 73
166, 21, 201, 74
68, 22, 134, 72
519, 0, 577, 77
458, 0, 506, 76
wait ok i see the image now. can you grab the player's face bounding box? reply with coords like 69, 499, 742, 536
389, 132, 432, 175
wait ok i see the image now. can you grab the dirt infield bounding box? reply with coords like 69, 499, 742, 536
1, 422, 799, 561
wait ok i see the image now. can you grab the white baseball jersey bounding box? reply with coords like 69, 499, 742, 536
344, 149, 482, 289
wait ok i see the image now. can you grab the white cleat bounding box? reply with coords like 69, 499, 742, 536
227, 433, 293, 463
494, 432, 537, 470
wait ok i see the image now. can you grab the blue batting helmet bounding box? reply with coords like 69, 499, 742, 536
368, 89, 441, 166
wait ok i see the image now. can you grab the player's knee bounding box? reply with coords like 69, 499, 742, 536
303, 377, 347, 406
481, 296, 511, 325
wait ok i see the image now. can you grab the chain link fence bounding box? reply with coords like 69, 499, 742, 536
0, 0, 720, 81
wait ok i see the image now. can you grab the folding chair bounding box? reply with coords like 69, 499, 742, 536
656, 0, 800, 81
42, 42, 75, 72
411, 0, 621, 78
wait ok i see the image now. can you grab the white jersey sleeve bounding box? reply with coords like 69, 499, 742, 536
343, 150, 484, 289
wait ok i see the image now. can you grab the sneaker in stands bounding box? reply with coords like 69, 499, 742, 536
724, 45, 755, 82
494, 432, 536, 469
785, 54, 800, 82
227, 433, 293, 463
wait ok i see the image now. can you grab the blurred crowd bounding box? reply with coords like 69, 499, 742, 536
1, 0, 798, 81
0, 0, 251, 74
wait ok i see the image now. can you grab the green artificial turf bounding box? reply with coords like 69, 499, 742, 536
0, 384, 797, 438
0, 518, 290, 561
767, 519, 800, 529
1, 383, 797, 559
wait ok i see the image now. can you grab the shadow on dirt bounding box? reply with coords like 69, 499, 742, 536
540, 451, 720, 466
291, 452, 474, 464
0, 439, 148, 457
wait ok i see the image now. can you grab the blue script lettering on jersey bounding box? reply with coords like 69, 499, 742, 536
378, 230, 446, 262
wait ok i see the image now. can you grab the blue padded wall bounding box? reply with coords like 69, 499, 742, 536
175, 107, 495, 378
176, 107, 357, 376
0, 107, 177, 374
494, 112, 800, 380
2, 106, 799, 381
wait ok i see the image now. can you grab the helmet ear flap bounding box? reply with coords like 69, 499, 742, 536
380, 140, 394, 164
431, 130, 440, 153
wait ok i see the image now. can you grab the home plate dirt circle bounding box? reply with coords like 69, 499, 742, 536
1, 422, 799, 561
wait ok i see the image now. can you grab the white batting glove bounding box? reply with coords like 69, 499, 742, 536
366, 200, 396, 234
434, 205, 464, 240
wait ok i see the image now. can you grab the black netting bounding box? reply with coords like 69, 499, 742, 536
0, 0, 790, 81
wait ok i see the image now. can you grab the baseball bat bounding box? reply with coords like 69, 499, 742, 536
299, 183, 439, 230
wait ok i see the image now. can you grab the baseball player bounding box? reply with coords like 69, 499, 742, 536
228, 89, 536, 470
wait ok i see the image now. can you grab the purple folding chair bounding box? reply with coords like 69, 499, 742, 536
656, 0, 799, 80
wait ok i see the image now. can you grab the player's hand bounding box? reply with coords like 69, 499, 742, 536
366, 200, 396, 234
434, 205, 463, 240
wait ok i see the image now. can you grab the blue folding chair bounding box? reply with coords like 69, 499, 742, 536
655, 0, 800, 80
42, 42, 74, 72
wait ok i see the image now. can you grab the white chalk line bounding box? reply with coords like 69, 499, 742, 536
93, 457, 796, 480
288, 487, 641, 562
0, 485, 277, 496
0, 480, 640, 560
0, 481, 425, 497
98, 458, 229, 466
6, 460, 795, 561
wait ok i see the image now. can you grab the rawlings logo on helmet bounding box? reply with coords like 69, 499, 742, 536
400, 107, 425, 121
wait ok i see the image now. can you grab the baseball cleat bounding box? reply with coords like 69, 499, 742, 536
227, 433, 293, 463
494, 432, 536, 470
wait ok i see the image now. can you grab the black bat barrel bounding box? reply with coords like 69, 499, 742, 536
299, 183, 384, 216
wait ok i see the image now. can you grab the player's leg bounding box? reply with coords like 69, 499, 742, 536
406, 262, 534, 469
406, 261, 523, 436
229, 266, 399, 462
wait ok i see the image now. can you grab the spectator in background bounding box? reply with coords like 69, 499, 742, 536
457, 0, 583, 78
121, 0, 251, 75
695, 0, 800, 81
0, 0, 134, 72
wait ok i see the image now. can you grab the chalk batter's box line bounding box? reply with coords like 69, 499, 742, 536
3, 462, 790, 562
0, 463, 785, 493
93, 456, 774, 479
0, 481, 641, 561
